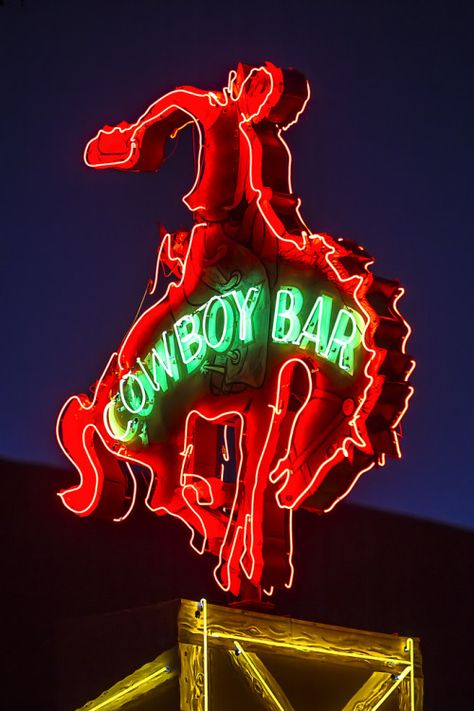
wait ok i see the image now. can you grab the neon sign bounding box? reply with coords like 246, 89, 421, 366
107, 285, 363, 446
57, 63, 414, 598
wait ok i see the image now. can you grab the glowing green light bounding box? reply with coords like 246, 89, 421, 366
119, 373, 152, 415
231, 287, 261, 342
203, 295, 235, 352
296, 293, 332, 354
271, 287, 304, 343
105, 402, 140, 443
324, 308, 362, 375
174, 313, 206, 373
271, 287, 362, 376
141, 330, 180, 393
106, 284, 365, 445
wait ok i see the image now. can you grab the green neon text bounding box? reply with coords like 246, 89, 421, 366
272, 286, 363, 374
106, 284, 364, 442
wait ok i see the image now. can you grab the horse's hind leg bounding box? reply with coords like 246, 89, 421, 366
214, 358, 314, 596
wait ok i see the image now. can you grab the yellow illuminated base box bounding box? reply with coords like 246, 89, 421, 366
79, 598, 423, 711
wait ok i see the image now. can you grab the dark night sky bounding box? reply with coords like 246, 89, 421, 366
1, 0, 473, 530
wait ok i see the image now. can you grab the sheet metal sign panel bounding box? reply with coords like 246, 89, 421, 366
57, 63, 414, 598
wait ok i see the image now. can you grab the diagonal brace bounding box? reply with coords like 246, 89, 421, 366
228, 641, 294, 711
341, 670, 400, 710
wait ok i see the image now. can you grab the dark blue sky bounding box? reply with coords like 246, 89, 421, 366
1, 1, 472, 529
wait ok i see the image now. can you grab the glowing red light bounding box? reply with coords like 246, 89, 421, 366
57, 63, 414, 598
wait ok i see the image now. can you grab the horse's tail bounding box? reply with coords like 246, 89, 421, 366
56, 365, 128, 519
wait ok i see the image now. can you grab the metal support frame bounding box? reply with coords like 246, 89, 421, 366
228, 641, 294, 710
78, 599, 423, 710
79, 648, 178, 710
187, 599, 422, 711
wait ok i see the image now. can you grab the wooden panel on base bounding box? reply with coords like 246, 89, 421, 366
77, 599, 423, 710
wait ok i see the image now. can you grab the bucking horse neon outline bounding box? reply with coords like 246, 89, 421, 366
57, 63, 414, 598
